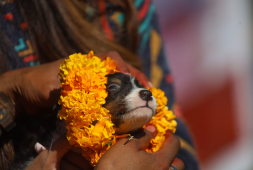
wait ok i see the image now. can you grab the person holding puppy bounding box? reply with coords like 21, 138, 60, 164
0, 0, 198, 170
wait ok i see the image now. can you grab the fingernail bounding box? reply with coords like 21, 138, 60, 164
145, 125, 156, 133
123, 72, 131, 76
34, 142, 46, 154
148, 81, 153, 88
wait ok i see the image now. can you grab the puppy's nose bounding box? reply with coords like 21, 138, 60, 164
139, 90, 153, 101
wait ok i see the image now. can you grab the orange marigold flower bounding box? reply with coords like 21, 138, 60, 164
59, 51, 177, 167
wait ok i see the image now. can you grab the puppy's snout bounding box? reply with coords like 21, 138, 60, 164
139, 90, 153, 101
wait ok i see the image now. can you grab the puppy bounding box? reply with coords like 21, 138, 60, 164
104, 72, 157, 134
1, 72, 157, 170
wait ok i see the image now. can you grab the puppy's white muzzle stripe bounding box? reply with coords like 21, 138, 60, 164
116, 88, 157, 134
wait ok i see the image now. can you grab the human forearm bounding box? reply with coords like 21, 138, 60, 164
0, 69, 24, 132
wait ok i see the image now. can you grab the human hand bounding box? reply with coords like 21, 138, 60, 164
97, 51, 153, 88
0, 59, 64, 115
28, 135, 93, 170
95, 125, 184, 170
32, 126, 184, 170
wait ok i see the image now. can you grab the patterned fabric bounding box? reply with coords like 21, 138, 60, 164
0, 0, 199, 169
0, 92, 16, 131
0, 0, 40, 70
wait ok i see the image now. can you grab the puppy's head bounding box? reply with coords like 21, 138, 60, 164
103, 73, 157, 134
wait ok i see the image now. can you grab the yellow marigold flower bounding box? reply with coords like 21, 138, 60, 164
59, 51, 177, 167
150, 87, 168, 111
144, 87, 177, 153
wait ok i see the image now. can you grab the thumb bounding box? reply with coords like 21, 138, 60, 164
26, 136, 73, 170
154, 132, 180, 162
134, 125, 157, 150
34, 142, 47, 154
48, 135, 73, 163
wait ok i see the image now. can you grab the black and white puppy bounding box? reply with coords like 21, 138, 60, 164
104, 72, 157, 134
2, 72, 157, 170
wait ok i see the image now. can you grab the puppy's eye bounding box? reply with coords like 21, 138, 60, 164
107, 85, 120, 90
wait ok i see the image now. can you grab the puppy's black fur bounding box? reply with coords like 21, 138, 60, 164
0, 111, 58, 170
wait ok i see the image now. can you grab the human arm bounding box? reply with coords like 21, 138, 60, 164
0, 51, 151, 117
95, 125, 184, 170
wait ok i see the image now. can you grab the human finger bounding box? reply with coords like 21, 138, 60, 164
96, 51, 130, 73
133, 125, 157, 150
169, 158, 185, 170
47, 135, 74, 163
96, 51, 152, 88
63, 150, 93, 170
126, 63, 153, 88
60, 158, 83, 170
26, 136, 72, 170
154, 132, 180, 162
34, 142, 47, 154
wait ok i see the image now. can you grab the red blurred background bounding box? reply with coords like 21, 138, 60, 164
153, 0, 253, 169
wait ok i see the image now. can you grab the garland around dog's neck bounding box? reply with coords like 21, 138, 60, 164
58, 51, 177, 167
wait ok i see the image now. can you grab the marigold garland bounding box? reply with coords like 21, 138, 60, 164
58, 51, 177, 166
